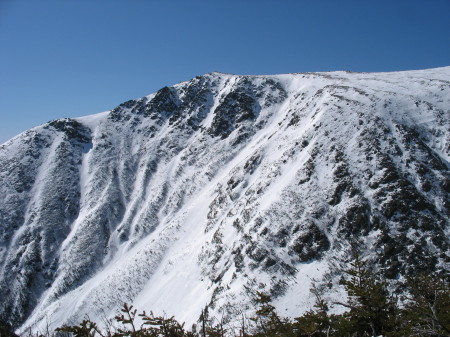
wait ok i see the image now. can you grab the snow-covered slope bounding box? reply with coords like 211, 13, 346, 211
0, 67, 449, 331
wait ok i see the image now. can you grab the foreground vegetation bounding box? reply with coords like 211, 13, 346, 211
2, 255, 449, 337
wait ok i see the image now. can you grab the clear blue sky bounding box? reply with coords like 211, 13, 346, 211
1, 0, 449, 144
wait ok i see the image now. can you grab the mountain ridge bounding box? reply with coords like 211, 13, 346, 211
0, 67, 449, 331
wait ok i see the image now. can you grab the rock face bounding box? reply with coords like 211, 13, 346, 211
0, 68, 449, 331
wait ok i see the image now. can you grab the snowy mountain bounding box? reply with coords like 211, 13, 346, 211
0, 67, 449, 331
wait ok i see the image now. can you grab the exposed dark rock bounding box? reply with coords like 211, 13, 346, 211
289, 222, 330, 262
208, 89, 258, 138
